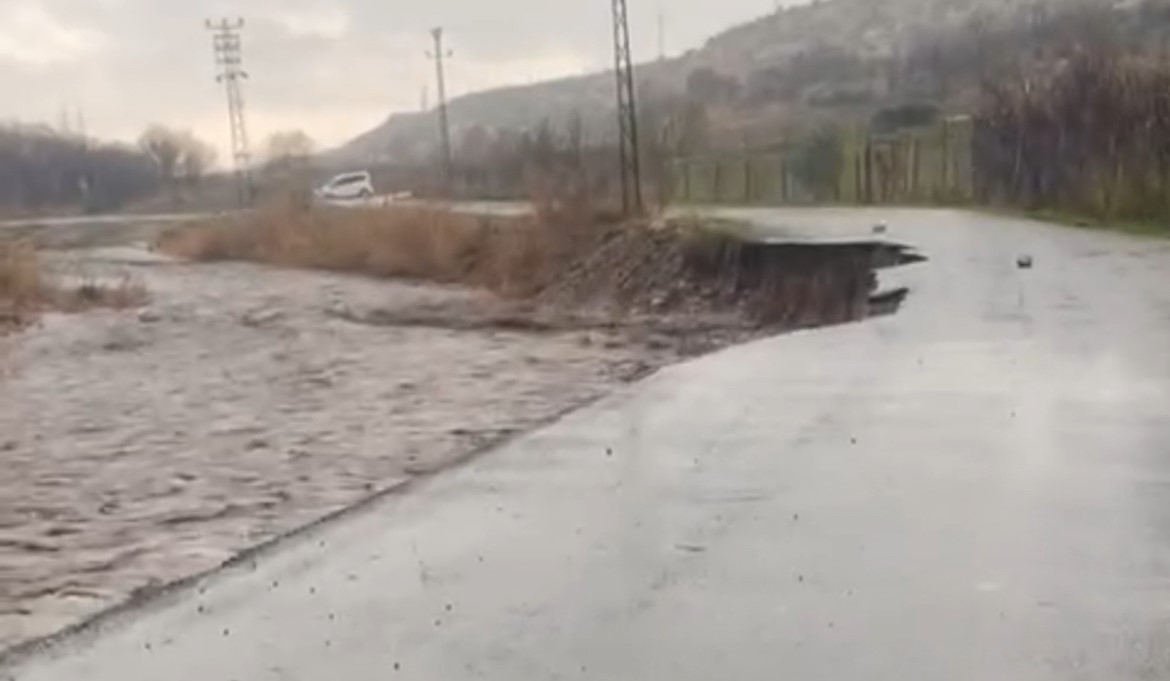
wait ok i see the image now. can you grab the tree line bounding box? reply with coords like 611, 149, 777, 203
0, 125, 155, 214
0, 123, 318, 215
975, 48, 1170, 222
962, 1, 1170, 222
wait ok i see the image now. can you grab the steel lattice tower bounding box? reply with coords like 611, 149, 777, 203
207, 18, 252, 206
611, 0, 642, 214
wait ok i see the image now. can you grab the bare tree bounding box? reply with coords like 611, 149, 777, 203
262, 130, 315, 167
259, 130, 316, 202
138, 126, 185, 183
177, 132, 217, 185
139, 126, 217, 189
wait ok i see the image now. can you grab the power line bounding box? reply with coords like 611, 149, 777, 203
611, 0, 643, 214
428, 27, 454, 197
206, 18, 252, 207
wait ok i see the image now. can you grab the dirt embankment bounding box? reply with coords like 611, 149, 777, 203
156, 201, 914, 333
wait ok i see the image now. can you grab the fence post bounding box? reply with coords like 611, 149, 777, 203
911, 137, 921, 201
864, 144, 874, 204
856, 151, 864, 204
780, 157, 789, 203
941, 118, 951, 197
714, 159, 723, 203
744, 155, 752, 203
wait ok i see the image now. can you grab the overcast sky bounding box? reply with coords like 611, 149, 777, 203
0, 0, 799, 159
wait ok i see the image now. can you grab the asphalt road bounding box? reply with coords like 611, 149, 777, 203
0, 212, 209, 230
7, 208, 1170, 680
0, 199, 530, 232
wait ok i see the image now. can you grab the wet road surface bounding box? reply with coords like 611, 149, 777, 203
7, 208, 1170, 679
0, 212, 208, 230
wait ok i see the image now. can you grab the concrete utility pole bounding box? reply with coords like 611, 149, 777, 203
428, 28, 454, 197
58, 103, 86, 139
75, 105, 87, 143
58, 105, 71, 136
206, 18, 252, 207
611, 0, 643, 214
657, 7, 666, 62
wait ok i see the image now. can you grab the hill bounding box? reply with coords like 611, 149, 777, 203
328, 0, 1152, 165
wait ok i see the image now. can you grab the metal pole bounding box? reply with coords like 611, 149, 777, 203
611, 0, 643, 214
206, 18, 252, 207
429, 28, 454, 197
657, 7, 665, 62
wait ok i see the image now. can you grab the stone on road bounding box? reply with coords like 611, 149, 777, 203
7, 208, 1170, 680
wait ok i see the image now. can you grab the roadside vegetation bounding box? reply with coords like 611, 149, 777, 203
0, 238, 147, 332
0, 240, 42, 330
157, 197, 599, 298
157, 195, 890, 328
977, 49, 1170, 228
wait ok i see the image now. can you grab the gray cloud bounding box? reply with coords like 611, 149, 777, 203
0, 0, 802, 158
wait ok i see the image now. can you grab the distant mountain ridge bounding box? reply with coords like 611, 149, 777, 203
328, 0, 1126, 165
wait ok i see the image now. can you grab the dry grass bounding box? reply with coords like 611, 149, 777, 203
0, 240, 46, 330
154, 197, 889, 329
158, 197, 604, 298
1, 238, 148, 332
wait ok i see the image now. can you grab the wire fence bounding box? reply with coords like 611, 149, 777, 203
667, 117, 975, 206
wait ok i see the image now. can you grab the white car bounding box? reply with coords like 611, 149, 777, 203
315, 171, 375, 201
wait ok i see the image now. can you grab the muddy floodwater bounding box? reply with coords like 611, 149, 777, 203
0, 246, 705, 651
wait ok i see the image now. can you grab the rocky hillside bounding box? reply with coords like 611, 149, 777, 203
328, 0, 1145, 165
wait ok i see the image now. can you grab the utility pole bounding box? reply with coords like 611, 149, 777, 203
657, 7, 666, 62
75, 105, 87, 143
206, 18, 252, 207
57, 102, 86, 139
428, 28, 454, 197
611, 0, 643, 214
58, 105, 71, 136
